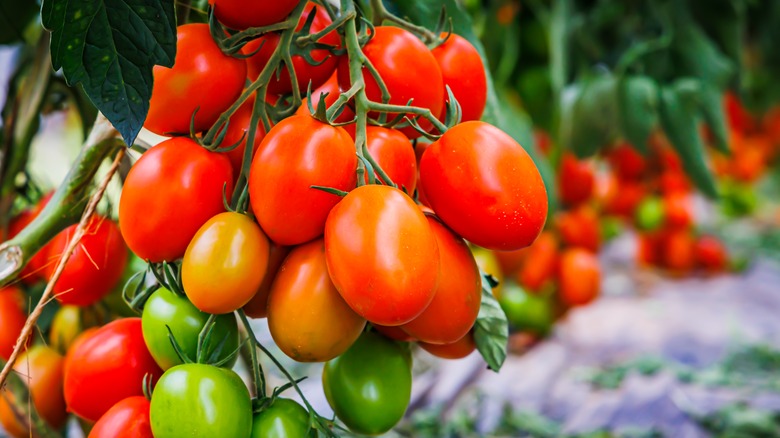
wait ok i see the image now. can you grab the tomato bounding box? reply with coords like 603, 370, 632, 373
249, 115, 356, 246
494, 248, 528, 278
695, 235, 728, 273
373, 324, 414, 342
660, 229, 696, 274
243, 243, 290, 319
296, 72, 356, 130
634, 196, 666, 232
182, 212, 270, 314
49, 305, 100, 354
431, 33, 487, 122
0, 346, 67, 438
516, 231, 558, 293
419, 332, 476, 359
89, 396, 152, 438
142, 287, 239, 370
498, 282, 553, 335
267, 239, 365, 362
322, 331, 412, 435
420, 121, 548, 251
365, 126, 417, 194
338, 26, 443, 139
401, 216, 480, 344
723, 91, 754, 134
146, 24, 246, 135
246, 2, 339, 95
210, 0, 300, 30
636, 231, 662, 267
720, 180, 757, 218
557, 153, 595, 207
215, 95, 267, 176
658, 170, 691, 195
663, 193, 693, 229
150, 364, 252, 438
471, 246, 504, 298
0, 286, 28, 360
324, 185, 439, 326
251, 398, 314, 438
119, 137, 234, 262
64, 318, 162, 422
558, 248, 600, 307
556, 204, 601, 252
45, 215, 127, 306
8, 193, 53, 284
607, 143, 646, 180
602, 176, 646, 218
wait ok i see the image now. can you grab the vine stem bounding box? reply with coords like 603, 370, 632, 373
369, 0, 437, 42
0, 144, 125, 389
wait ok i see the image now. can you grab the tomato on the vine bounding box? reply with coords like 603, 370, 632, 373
251, 398, 314, 438
209, 0, 300, 30
50, 305, 99, 354
295, 72, 355, 128
431, 33, 487, 123
243, 243, 290, 319
88, 396, 153, 438
365, 126, 417, 194
695, 235, 728, 272
556, 205, 601, 252
557, 152, 595, 207
8, 192, 53, 284
660, 229, 696, 274
119, 137, 234, 262
516, 231, 558, 293
499, 282, 554, 335
558, 248, 600, 307
0, 286, 28, 361
419, 332, 476, 360
215, 95, 268, 176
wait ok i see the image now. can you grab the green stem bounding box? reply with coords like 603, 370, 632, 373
196, 314, 217, 363
237, 310, 266, 398
296, 10, 354, 46
341, 1, 369, 187
369, 0, 437, 42
367, 101, 449, 133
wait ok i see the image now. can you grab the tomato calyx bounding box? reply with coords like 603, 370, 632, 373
163, 313, 242, 368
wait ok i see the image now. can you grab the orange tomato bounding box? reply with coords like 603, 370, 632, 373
242, 243, 290, 319
663, 193, 694, 229
516, 232, 558, 293
419, 332, 476, 360
0, 286, 28, 361
555, 204, 601, 252
558, 248, 600, 307
660, 229, 696, 274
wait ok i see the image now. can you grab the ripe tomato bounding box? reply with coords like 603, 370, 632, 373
251, 398, 314, 438
210, 0, 300, 30
324, 185, 439, 326
658, 170, 692, 195
498, 282, 553, 335
557, 153, 595, 207
243, 243, 290, 319
338, 26, 444, 139
607, 143, 646, 180
249, 115, 356, 246
45, 216, 127, 306
558, 248, 600, 307
365, 126, 417, 194
49, 305, 99, 354
636, 231, 662, 267
0, 286, 28, 360
323, 331, 412, 435
268, 239, 365, 362
660, 229, 696, 274
431, 33, 487, 122
401, 216, 480, 344
420, 121, 548, 251
296, 72, 355, 127
516, 231, 558, 293
663, 193, 694, 229
419, 332, 476, 360
602, 176, 646, 218
215, 95, 268, 176
373, 324, 414, 342
89, 396, 152, 438
246, 2, 339, 95
8, 192, 53, 284
142, 287, 239, 370
695, 235, 728, 272
64, 318, 162, 422
0, 346, 67, 438
146, 24, 247, 135
556, 205, 601, 252
182, 212, 270, 314
471, 246, 504, 298
150, 364, 252, 437
119, 137, 234, 262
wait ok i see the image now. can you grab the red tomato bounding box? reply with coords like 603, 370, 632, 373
695, 235, 728, 272
296, 71, 355, 126
0, 286, 28, 361
146, 24, 246, 136
602, 176, 646, 218
658, 170, 691, 195
516, 231, 558, 292
636, 232, 662, 267
64, 318, 162, 422
249, 115, 356, 245
663, 193, 694, 229
119, 137, 234, 262
245, 2, 339, 95
8, 193, 54, 283
324, 185, 439, 326
660, 229, 696, 274
401, 216, 480, 344
555, 205, 600, 252
214, 95, 268, 176
557, 153, 595, 207
45, 216, 128, 306
373, 325, 414, 342
365, 126, 417, 194
89, 396, 153, 438
338, 26, 444, 139
724, 91, 754, 134
558, 248, 600, 307
243, 243, 291, 319
210, 0, 300, 30
431, 33, 487, 122
607, 143, 646, 180
420, 121, 548, 251
419, 332, 476, 360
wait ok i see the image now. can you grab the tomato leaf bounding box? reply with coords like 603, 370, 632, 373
40, 0, 177, 146
698, 84, 731, 155
617, 75, 658, 155
473, 272, 508, 372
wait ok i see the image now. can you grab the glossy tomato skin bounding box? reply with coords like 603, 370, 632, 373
249, 115, 356, 246
64, 318, 162, 422
0, 346, 67, 438
119, 137, 234, 262
431, 33, 487, 122
146, 24, 247, 135
268, 239, 365, 362
365, 126, 417, 194
401, 217, 480, 344
324, 185, 440, 326
251, 398, 314, 438
557, 153, 595, 207
420, 121, 548, 251
323, 331, 412, 435
210, 0, 300, 30
142, 287, 239, 370
88, 396, 153, 438
338, 26, 444, 139
0, 286, 28, 360
246, 2, 339, 95
419, 332, 476, 360
150, 364, 252, 438
243, 243, 290, 318
558, 248, 600, 307
46, 216, 128, 306
182, 212, 270, 314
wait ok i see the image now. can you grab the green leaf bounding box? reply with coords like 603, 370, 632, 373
698, 84, 731, 155
671, 3, 734, 89
0, 0, 39, 44
473, 272, 509, 372
560, 75, 619, 158
617, 75, 658, 155
41, 0, 177, 145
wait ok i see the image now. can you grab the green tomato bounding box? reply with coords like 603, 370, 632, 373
498, 282, 554, 336
601, 216, 624, 242
322, 331, 412, 435
251, 398, 315, 438
142, 287, 239, 370
150, 364, 252, 438
635, 196, 665, 231
720, 181, 758, 218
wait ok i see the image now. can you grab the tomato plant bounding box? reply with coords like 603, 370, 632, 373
89, 396, 153, 438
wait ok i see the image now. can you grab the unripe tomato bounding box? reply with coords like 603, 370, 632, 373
516, 231, 558, 293
324, 185, 439, 326
323, 331, 412, 435
249, 115, 356, 246
150, 364, 252, 438
210, 0, 300, 30
401, 216, 480, 344
89, 396, 153, 438
146, 24, 247, 135
64, 318, 161, 422
243, 243, 290, 319
182, 212, 270, 314
556, 204, 601, 252
471, 246, 504, 298
695, 235, 728, 273
365, 126, 417, 194
420, 121, 548, 251
0, 346, 67, 438
635, 196, 666, 232
251, 398, 314, 438
557, 153, 595, 207
0, 286, 28, 360
431, 33, 487, 122
46, 216, 128, 306
558, 248, 600, 307
663, 193, 694, 229
119, 137, 234, 262
268, 239, 366, 362
498, 282, 553, 335
419, 332, 476, 360
49, 305, 100, 354
373, 324, 414, 342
